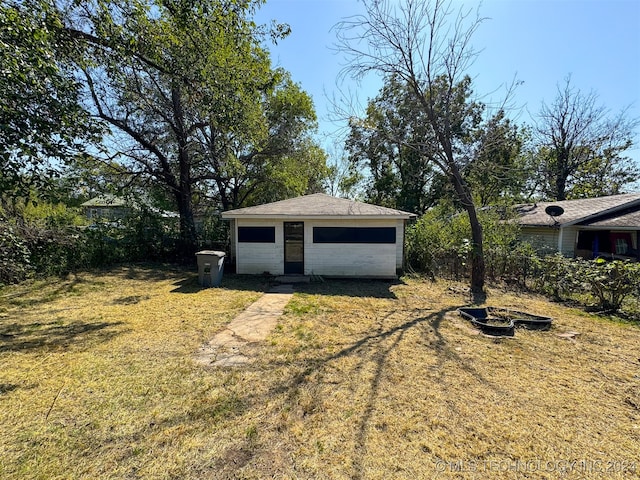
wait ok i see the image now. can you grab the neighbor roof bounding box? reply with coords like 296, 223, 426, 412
516, 193, 640, 227
580, 208, 640, 229
221, 193, 416, 219
80, 195, 127, 207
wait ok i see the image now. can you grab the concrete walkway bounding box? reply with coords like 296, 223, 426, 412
194, 284, 294, 367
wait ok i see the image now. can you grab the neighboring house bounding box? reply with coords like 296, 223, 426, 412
81, 195, 128, 221
516, 193, 640, 259
221, 193, 416, 278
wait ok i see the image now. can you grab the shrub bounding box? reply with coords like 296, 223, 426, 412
405, 205, 524, 280
0, 221, 32, 285
576, 258, 640, 312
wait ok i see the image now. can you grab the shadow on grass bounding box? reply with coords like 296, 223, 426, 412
0, 320, 126, 353
0, 383, 19, 395
253, 305, 500, 479
292, 278, 402, 299
116, 263, 194, 281
2, 274, 89, 309
170, 271, 402, 299
170, 273, 274, 294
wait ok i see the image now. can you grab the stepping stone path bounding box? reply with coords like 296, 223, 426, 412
194, 284, 294, 367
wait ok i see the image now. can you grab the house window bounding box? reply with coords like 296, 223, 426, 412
313, 227, 396, 244
615, 238, 628, 254
238, 226, 276, 243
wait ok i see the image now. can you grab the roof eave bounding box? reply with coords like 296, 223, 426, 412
517, 197, 640, 228
561, 199, 640, 227
221, 213, 414, 220
579, 223, 640, 230
521, 222, 564, 228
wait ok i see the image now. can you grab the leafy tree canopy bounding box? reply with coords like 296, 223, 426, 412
0, 0, 101, 203
59, 0, 327, 252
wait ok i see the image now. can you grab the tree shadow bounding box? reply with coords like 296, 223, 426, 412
170, 273, 273, 294
114, 263, 193, 281
111, 295, 150, 305
170, 271, 402, 299
292, 278, 402, 299
0, 383, 19, 395
2, 274, 88, 308
0, 320, 126, 353
248, 305, 502, 478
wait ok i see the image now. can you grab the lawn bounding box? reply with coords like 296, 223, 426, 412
1, 265, 638, 479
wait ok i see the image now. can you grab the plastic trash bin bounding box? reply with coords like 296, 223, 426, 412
196, 250, 226, 287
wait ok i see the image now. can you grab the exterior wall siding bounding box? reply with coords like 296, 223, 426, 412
234, 217, 405, 277
520, 227, 559, 254
395, 219, 405, 270
304, 219, 400, 277
235, 219, 284, 275
560, 226, 578, 256
521, 226, 576, 256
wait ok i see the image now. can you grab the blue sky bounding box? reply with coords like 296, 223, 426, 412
254, 0, 640, 168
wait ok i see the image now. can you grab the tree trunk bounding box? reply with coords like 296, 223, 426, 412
466, 203, 486, 302
450, 166, 486, 301
555, 174, 567, 201
175, 184, 198, 258
172, 87, 198, 258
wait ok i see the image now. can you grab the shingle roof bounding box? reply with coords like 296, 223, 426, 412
80, 195, 127, 207
516, 193, 640, 227
581, 208, 640, 228
221, 193, 415, 219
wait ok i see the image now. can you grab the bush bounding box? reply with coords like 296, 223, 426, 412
0, 221, 32, 285
405, 205, 640, 315
0, 201, 188, 285
405, 205, 524, 281
530, 254, 640, 313
576, 258, 640, 312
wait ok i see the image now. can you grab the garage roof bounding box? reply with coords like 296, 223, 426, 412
221, 193, 416, 219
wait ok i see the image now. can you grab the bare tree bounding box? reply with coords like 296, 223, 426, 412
335, 0, 489, 297
535, 76, 639, 201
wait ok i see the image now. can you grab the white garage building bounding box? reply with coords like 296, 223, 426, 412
221, 193, 415, 278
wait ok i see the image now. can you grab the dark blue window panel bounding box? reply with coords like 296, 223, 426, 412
238, 226, 275, 243
313, 227, 396, 244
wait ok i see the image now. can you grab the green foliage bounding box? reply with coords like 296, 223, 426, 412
348, 75, 531, 213
575, 258, 640, 312
530, 255, 640, 313
466, 111, 532, 206
405, 205, 521, 278
197, 214, 228, 251
21, 201, 86, 227
346, 75, 458, 214
408, 211, 640, 314
0, 0, 100, 199
79, 210, 185, 267
534, 253, 578, 300
534, 77, 639, 201
0, 222, 32, 285
65, 0, 326, 252
0, 200, 190, 285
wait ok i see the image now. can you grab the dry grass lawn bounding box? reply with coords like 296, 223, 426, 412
1, 265, 639, 479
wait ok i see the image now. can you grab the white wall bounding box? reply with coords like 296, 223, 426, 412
304, 219, 400, 277
395, 219, 405, 269
560, 226, 578, 256
234, 217, 405, 277
235, 219, 284, 275
521, 226, 560, 254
